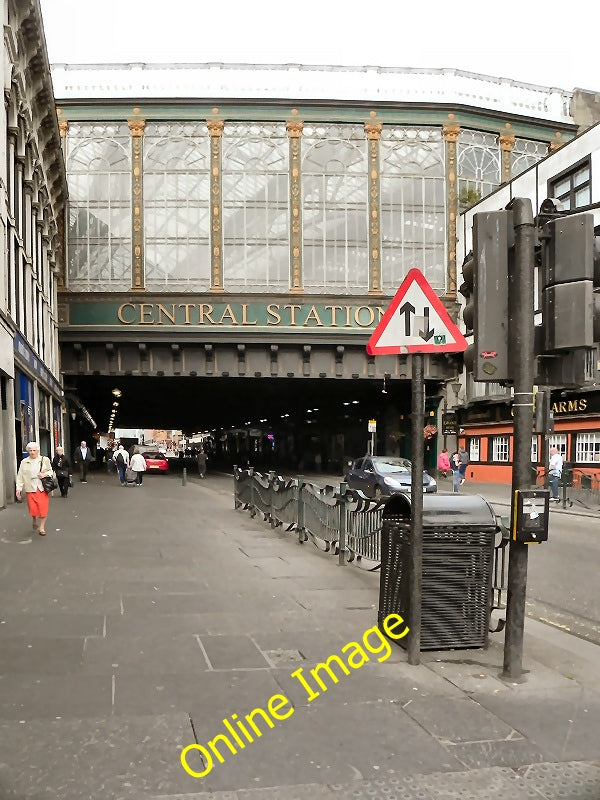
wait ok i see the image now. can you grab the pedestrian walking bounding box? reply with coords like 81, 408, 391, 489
196, 447, 207, 478
130, 449, 147, 486
114, 444, 130, 485
451, 450, 461, 493
73, 440, 93, 483
15, 442, 54, 535
437, 448, 451, 478
51, 445, 72, 498
457, 446, 469, 485
549, 447, 563, 501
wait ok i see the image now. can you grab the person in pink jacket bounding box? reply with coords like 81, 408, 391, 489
437, 448, 451, 477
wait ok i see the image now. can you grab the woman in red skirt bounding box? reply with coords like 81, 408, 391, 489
16, 442, 54, 535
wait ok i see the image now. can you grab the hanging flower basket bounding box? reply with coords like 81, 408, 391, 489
423, 424, 438, 440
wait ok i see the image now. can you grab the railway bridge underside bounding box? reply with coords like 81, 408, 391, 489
58, 294, 460, 469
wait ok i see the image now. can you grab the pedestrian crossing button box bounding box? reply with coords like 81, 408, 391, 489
512, 489, 550, 544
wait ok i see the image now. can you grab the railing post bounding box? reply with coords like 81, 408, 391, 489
338, 482, 347, 566
268, 471, 276, 528
561, 470, 568, 509
296, 474, 306, 542
249, 467, 256, 517
233, 464, 239, 509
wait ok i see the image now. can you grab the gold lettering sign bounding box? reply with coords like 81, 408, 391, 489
113, 302, 386, 329
551, 398, 588, 414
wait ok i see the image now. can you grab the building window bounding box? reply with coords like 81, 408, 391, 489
492, 435, 510, 462
585, 347, 597, 381
380, 127, 445, 292
223, 123, 289, 292
549, 434, 567, 458
531, 436, 538, 463
575, 432, 600, 463
469, 437, 480, 462
302, 123, 368, 294
457, 130, 501, 205
511, 138, 548, 178
66, 122, 132, 291
549, 158, 591, 211
144, 122, 211, 291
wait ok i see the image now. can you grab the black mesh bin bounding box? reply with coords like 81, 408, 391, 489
378, 493, 498, 650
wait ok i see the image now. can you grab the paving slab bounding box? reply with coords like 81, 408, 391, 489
474, 686, 600, 762
192, 701, 463, 793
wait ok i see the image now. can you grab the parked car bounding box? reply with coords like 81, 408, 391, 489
141, 451, 170, 473
345, 455, 437, 499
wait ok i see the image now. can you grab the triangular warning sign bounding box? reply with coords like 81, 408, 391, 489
367, 269, 467, 355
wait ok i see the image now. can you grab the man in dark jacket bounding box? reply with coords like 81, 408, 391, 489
458, 447, 469, 485
73, 440, 93, 483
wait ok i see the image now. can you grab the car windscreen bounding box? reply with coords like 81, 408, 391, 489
142, 452, 162, 459
374, 459, 411, 474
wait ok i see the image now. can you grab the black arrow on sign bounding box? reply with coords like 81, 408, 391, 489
419, 307, 435, 341
399, 302, 415, 336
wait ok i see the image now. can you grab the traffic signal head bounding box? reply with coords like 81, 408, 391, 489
461, 211, 511, 382
541, 213, 594, 351
459, 251, 474, 333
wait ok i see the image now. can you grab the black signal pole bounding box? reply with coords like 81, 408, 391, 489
408, 352, 424, 665
503, 198, 536, 679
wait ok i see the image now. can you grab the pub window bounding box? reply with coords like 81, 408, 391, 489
548, 434, 567, 458
585, 347, 597, 381
575, 432, 600, 463
468, 437, 480, 462
548, 158, 591, 211
492, 435, 510, 462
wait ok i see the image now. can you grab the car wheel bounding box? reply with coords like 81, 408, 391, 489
374, 486, 383, 501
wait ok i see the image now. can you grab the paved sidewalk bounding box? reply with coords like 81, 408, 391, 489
0, 471, 599, 799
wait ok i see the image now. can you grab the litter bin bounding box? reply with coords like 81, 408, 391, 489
378, 493, 499, 650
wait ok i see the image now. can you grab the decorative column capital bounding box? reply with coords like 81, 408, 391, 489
548, 132, 563, 153
499, 132, 516, 151
286, 120, 303, 138
364, 122, 382, 140
207, 119, 225, 138
58, 119, 69, 137
443, 123, 460, 143
128, 119, 146, 137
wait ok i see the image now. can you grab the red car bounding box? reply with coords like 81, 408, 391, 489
142, 451, 170, 473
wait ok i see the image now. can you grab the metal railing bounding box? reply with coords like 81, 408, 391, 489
233, 466, 511, 626
233, 466, 384, 569
535, 465, 600, 509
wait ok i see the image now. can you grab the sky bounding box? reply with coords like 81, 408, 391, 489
39, 0, 600, 93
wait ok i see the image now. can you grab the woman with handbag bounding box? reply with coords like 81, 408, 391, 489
51, 445, 72, 498
15, 442, 55, 535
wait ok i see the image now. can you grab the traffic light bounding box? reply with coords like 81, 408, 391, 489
459, 211, 511, 382
534, 212, 598, 387
540, 213, 594, 351
594, 231, 600, 343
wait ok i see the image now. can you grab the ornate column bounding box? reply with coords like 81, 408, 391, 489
128, 118, 146, 291
207, 119, 225, 293
287, 118, 303, 293
57, 116, 69, 143
56, 118, 69, 288
443, 120, 460, 298
365, 120, 383, 295
499, 129, 516, 184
